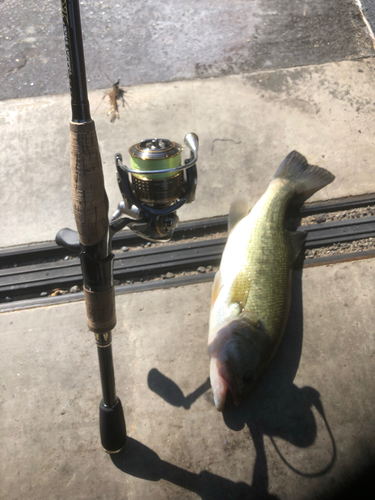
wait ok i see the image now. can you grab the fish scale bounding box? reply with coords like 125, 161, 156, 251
224, 180, 294, 336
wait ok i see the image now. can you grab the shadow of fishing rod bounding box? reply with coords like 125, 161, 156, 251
112, 436, 279, 500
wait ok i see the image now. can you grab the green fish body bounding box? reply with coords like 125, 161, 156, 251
208, 151, 334, 411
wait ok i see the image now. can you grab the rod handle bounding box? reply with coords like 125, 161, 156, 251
100, 398, 127, 453
70, 120, 108, 247
84, 287, 116, 333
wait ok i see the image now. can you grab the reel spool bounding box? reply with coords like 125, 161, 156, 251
112, 133, 198, 241
129, 138, 184, 205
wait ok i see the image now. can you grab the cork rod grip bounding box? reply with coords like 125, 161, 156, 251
83, 287, 116, 333
70, 121, 108, 247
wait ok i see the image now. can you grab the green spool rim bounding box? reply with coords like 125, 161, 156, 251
129, 138, 183, 179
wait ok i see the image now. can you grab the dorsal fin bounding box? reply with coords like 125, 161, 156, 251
289, 230, 307, 261
228, 199, 249, 234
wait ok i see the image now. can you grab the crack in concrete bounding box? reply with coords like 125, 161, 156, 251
211, 138, 242, 155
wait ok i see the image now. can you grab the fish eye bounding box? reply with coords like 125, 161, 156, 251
243, 370, 254, 384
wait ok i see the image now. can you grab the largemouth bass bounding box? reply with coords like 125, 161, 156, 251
208, 151, 334, 411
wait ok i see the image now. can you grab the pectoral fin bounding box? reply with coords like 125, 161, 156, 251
228, 199, 249, 234
229, 269, 252, 310
289, 230, 307, 262
211, 270, 223, 307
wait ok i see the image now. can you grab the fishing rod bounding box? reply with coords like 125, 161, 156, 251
56, 0, 198, 453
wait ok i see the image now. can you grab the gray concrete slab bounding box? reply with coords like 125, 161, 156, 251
1, 259, 375, 499
360, 0, 375, 42
1, 59, 375, 248
0, 0, 373, 101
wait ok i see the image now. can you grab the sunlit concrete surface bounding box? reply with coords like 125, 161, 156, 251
1, 58, 375, 247
1, 259, 374, 499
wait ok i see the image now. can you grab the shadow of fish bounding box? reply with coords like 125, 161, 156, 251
147, 368, 210, 409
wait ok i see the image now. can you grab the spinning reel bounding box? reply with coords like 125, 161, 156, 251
57, 133, 198, 252
110, 132, 198, 241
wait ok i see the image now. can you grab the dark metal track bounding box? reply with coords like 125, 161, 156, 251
0, 217, 228, 268
1, 192, 374, 268
1, 193, 375, 310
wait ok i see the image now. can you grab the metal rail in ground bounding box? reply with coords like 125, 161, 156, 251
1, 193, 375, 312
2, 192, 375, 267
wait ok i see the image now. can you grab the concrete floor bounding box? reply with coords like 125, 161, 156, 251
1, 260, 375, 499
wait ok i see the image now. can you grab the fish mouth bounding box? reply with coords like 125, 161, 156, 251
218, 364, 241, 406
218, 363, 258, 408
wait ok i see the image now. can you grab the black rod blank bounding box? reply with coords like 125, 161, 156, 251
96, 332, 117, 407
61, 0, 91, 122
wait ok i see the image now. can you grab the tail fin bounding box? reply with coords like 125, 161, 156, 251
273, 151, 335, 202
